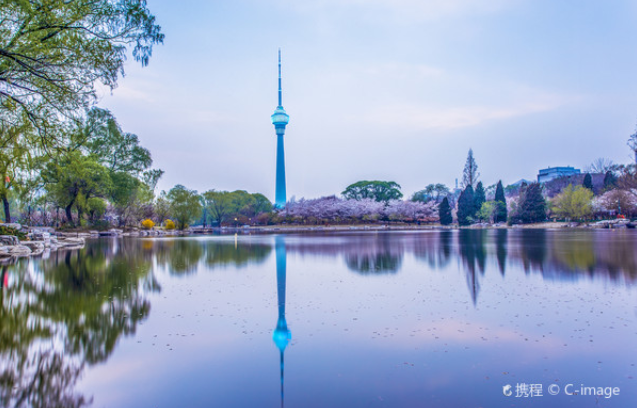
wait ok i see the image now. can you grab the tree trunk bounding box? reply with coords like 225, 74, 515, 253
1, 193, 10, 223
65, 204, 74, 227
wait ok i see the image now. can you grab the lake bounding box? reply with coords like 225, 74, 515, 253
1, 229, 636, 407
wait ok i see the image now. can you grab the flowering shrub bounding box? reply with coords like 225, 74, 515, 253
141, 219, 155, 229
164, 219, 175, 230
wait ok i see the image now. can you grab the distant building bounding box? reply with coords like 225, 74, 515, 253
537, 166, 581, 183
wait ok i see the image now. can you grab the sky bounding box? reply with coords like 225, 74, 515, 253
97, 0, 637, 201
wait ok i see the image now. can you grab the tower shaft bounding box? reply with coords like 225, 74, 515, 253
275, 134, 286, 209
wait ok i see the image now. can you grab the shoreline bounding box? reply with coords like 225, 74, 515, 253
0, 219, 632, 263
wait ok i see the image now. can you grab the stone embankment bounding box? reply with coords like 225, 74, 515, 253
0, 225, 85, 260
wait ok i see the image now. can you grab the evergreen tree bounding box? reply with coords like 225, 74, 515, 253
582, 173, 593, 191
494, 180, 507, 223
438, 196, 453, 225
517, 183, 546, 224
461, 149, 479, 189
603, 171, 616, 191
457, 185, 475, 226
473, 181, 486, 216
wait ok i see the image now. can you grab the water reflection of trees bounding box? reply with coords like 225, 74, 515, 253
0, 239, 159, 408
277, 230, 637, 284
457, 230, 487, 304
343, 234, 403, 274
150, 237, 273, 275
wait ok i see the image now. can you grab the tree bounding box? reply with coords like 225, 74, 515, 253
82, 108, 153, 175
109, 172, 153, 227
478, 201, 496, 223
0, 1, 164, 133
493, 180, 507, 223
551, 184, 593, 221
593, 189, 637, 217
603, 171, 616, 191
86, 197, 107, 223
438, 196, 453, 225
342, 180, 403, 202
456, 185, 475, 226
154, 192, 170, 224
629, 130, 637, 165
512, 183, 546, 224
166, 185, 201, 230
411, 184, 449, 203
473, 181, 486, 216
202, 190, 234, 227
588, 158, 614, 174
42, 152, 112, 226
461, 148, 479, 189
582, 173, 593, 191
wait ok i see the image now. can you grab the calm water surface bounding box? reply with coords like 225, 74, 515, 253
1, 229, 636, 407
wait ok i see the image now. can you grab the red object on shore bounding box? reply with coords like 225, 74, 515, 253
617, 214, 626, 219
3, 273, 7, 287
4, 176, 9, 183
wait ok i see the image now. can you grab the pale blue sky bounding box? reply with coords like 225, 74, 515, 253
98, 0, 637, 200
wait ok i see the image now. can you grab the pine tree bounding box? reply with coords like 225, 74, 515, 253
494, 180, 507, 223
457, 185, 475, 226
473, 181, 486, 216
603, 171, 616, 191
438, 196, 453, 225
518, 183, 546, 224
461, 149, 479, 189
582, 173, 593, 191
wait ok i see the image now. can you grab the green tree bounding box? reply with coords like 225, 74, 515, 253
42, 152, 112, 226
494, 180, 507, 223
82, 108, 153, 175
154, 192, 171, 224
86, 197, 107, 223
342, 180, 403, 202
166, 185, 201, 230
438, 196, 453, 225
110, 172, 154, 227
0, 0, 163, 133
473, 181, 486, 216
457, 185, 475, 226
461, 148, 479, 189
513, 183, 546, 224
202, 190, 234, 227
412, 184, 449, 203
478, 201, 495, 223
582, 173, 593, 191
551, 184, 594, 221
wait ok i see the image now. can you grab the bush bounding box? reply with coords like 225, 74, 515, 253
164, 219, 175, 230
0, 226, 26, 240
90, 220, 111, 231
141, 219, 155, 229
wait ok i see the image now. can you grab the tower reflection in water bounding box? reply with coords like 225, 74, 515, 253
272, 236, 290, 408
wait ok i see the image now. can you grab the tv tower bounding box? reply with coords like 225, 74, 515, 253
271, 49, 290, 209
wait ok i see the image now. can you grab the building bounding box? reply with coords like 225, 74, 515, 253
271, 49, 290, 209
537, 166, 581, 183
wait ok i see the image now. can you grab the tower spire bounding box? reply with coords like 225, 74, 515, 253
278, 48, 282, 107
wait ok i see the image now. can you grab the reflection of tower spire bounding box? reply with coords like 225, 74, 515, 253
272, 236, 290, 408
